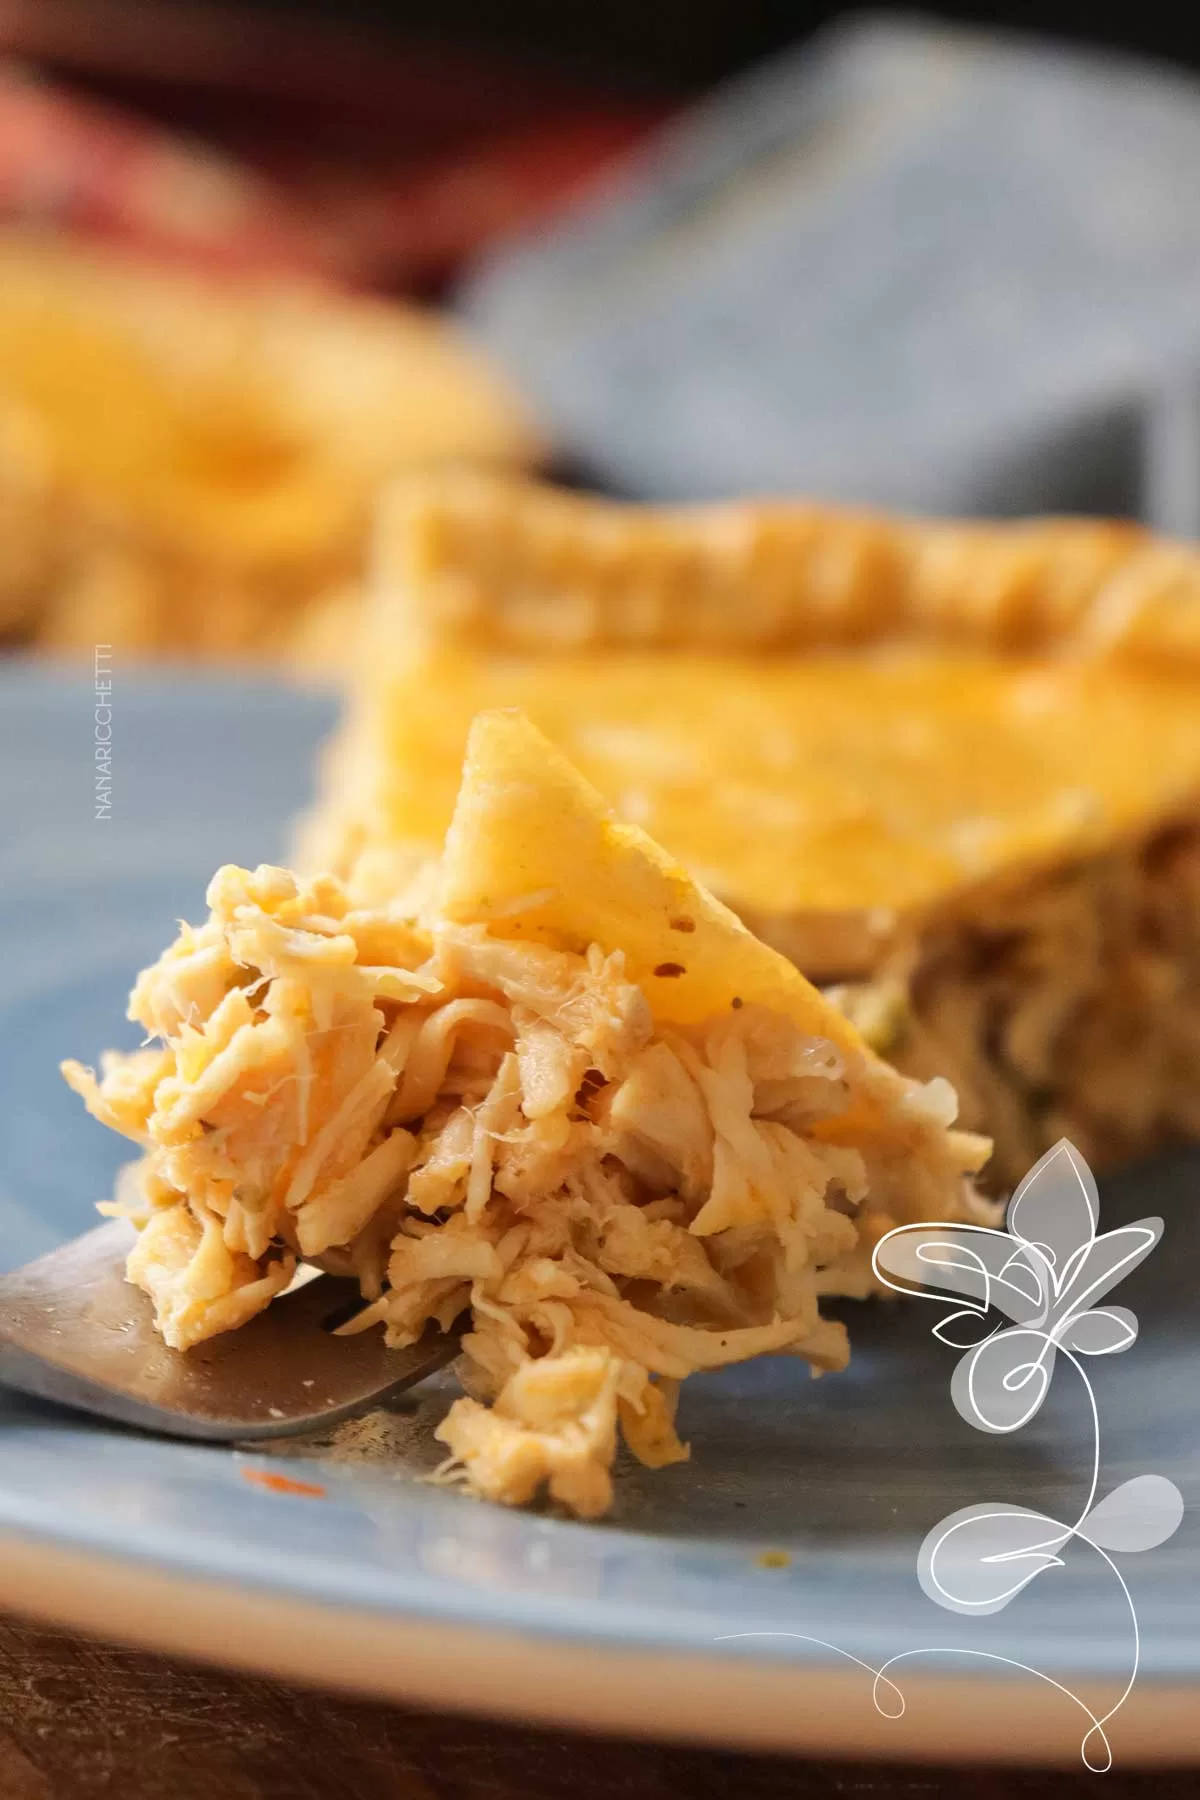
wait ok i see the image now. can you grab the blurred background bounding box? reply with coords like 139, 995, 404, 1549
4, 0, 1200, 667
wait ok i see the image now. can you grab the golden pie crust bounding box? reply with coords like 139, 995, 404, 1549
378, 468, 1200, 664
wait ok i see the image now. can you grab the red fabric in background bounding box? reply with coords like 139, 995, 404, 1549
0, 0, 667, 291
0, 62, 340, 281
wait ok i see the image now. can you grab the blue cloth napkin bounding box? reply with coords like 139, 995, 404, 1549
461, 16, 1200, 532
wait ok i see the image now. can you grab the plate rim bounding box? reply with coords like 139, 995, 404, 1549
2, 1524, 1196, 1766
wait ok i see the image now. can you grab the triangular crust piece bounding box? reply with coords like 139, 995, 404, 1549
65, 710, 989, 1519
440, 708, 965, 1154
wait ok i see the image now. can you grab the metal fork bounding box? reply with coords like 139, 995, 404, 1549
0, 1221, 460, 1440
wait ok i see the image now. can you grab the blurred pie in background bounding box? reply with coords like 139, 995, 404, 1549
0, 232, 540, 663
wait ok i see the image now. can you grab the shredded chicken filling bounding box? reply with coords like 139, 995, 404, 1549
833, 818, 1200, 1190
64, 863, 983, 1518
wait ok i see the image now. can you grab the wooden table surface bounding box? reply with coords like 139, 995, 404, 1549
0, 1611, 1194, 1800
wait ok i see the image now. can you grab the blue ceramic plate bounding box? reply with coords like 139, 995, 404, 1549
1, 664, 1197, 1766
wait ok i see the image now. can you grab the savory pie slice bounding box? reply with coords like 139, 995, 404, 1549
300, 473, 1200, 1189
63, 709, 989, 1517
0, 235, 539, 659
